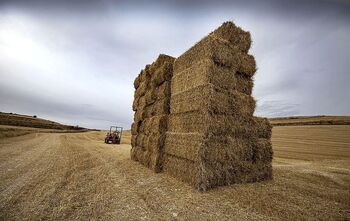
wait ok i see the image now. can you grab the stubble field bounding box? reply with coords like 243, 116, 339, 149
0, 125, 349, 220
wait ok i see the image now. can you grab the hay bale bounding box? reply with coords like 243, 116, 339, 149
209, 21, 251, 53
192, 160, 272, 191
131, 22, 272, 190
201, 136, 257, 163
131, 54, 174, 173
171, 58, 253, 95
138, 115, 167, 135
137, 133, 165, 157
252, 138, 273, 163
144, 81, 171, 105
131, 122, 138, 135
170, 84, 256, 116
131, 134, 137, 147
148, 54, 175, 86
140, 66, 151, 83
164, 132, 202, 161
132, 96, 140, 111
132, 147, 163, 173
162, 154, 199, 187
135, 81, 148, 98
173, 35, 256, 76
143, 98, 170, 118
155, 81, 171, 99
161, 22, 272, 190
134, 71, 142, 89
151, 62, 174, 87
150, 54, 175, 72
167, 112, 263, 137
163, 134, 272, 191
253, 117, 272, 139
133, 109, 145, 123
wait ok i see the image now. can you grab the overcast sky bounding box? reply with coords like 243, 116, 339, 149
0, 0, 349, 129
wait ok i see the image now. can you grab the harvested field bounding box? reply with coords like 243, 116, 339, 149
0, 112, 86, 131
269, 115, 350, 126
0, 125, 349, 220
0, 125, 88, 139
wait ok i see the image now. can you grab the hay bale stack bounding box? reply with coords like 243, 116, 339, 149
131, 54, 175, 172
162, 21, 273, 191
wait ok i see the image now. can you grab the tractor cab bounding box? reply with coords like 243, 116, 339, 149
104, 126, 123, 144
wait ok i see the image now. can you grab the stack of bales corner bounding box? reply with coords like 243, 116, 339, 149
131, 54, 175, 172
131, 22, 273, 191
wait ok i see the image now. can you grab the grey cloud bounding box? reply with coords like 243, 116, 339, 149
0, 0, 349, 129
0, 84, 130, 129
255, 100, 300, 117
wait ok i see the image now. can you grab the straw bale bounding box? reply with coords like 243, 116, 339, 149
209, 21, 251, 53
134, 67, 150, 90
174, 35, 256, 76
131, 147, 148, 165
253, 138, 273, 163
150, 54, 175, 72
130, 147, 136, 160
143, 98, 170, 118
134, 109, 145, 123
172, 58, 253, 95
134, 73, 141, 89
168, 112, 261, 137
135, 126, 166, 150
253, 117, 272, 139
202, 136, 257, 163
150, 153, 163, 173
164, 132, 202, 161
131, 122, 139, 135
144, 81, 171, 105
144, 89, 156, 106
137, 96, 147, 111
135, 133, 147, 148
238, 54, 256, 76
140, 66, 151, 83
165, 134, 259, 163
135, 81, 148, 98
131, 147, 163, 173
194, 160, 272, 190
131, 134, 137, 147
162, 154, 199, 187
170, 84, 255, 115
131, 21, 272, 190
139, 134, 165, 154
150, 61, 174, 87
162, 155, 272, 191
132, 96, 139, 111
146, 54, 175, 87
155, 81, 171, 99
138, 115, 167, 135
147, 133, 165, 152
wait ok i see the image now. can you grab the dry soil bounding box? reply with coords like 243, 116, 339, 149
0, 126, 349, 220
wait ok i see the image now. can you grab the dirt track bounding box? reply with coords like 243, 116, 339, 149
0, 126, 349, 220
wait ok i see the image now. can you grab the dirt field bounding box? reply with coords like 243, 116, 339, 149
269, 115, 350, 126
0, 126, 349, 220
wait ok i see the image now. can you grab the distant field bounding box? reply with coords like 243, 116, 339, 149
0, 112, 86, 130
269, 115, 350, 126
0, 112, 89, 138
0, 125, 91, 139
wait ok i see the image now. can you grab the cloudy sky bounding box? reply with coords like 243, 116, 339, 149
0, 0, 349, 129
